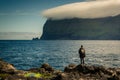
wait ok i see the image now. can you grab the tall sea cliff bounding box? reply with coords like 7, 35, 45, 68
41, 15, 120, 40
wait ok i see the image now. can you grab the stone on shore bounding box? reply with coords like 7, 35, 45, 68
0, 59, 16, 74
53, 64, 120, 80
0, 59, 120, 80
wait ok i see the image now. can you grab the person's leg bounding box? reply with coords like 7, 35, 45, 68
80, 58, 82, 64
83, 58, 84, 64
81, 58, 84, 64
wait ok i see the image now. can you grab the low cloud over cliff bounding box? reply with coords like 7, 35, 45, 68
42, 0, 120, 20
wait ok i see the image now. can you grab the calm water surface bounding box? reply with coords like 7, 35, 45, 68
0, 40, 120, 70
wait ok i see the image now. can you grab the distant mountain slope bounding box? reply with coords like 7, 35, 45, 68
41, 15, 120, 40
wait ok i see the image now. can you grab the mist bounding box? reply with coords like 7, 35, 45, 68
42, 0, 120, 20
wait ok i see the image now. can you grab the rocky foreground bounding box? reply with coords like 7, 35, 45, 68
0, 59, 120, 80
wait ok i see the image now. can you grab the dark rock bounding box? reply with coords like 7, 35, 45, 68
52, 73, 68, 80
28, 63, 54, 73
0, 59, 16, 74
28, 68, 40, 73
32, 37, 39, 40
53, 64, 120, 80
108, 75, 120, 80
116, 68, 120, 75
5, 75, 27, 80
41, 63, 54, 73
75, 64, 96, 74
27, 77, 38, 80
39, 68, 46, 73
64, 63, 76, 72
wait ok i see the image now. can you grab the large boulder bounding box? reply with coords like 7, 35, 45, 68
41, 63, 54, 73
0, 59, 16, 74
64, 63, 77, 72
28, 63, 54, 73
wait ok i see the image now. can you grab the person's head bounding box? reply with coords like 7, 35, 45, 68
81, 45, 83, 48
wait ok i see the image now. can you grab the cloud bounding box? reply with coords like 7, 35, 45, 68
42, 0, 120, 20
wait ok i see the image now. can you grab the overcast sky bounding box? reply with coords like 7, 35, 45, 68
0, 0, 84, 40
0, 0, 119, 40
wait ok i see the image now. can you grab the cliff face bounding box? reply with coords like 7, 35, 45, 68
41, 15, 120, 40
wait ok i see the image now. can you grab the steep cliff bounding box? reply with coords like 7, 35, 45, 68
41, 15, 120, 40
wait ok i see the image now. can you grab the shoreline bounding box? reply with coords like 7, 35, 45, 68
0, 59, 120, 80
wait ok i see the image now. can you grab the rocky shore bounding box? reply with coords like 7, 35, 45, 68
0, 59, 120, 80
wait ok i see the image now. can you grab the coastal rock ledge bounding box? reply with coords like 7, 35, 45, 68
0, 59, 120, 80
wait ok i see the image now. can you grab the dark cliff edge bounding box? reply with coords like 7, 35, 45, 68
0, 59, 120, 80
41, 15, 120, 40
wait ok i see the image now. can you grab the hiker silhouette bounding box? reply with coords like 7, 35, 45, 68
78, 45, 86, 64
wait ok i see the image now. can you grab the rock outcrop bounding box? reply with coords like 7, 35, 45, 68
41, 15, 120, 40
0, 59, 16, 74
0, 59, 120, 80
59, 64, 120, 80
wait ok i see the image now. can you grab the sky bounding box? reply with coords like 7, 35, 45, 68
0, 0, 119, 40
0, 0, 84, 40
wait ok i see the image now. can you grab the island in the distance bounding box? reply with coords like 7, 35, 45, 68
40, 15, 120, 40
32, 37, 39, 40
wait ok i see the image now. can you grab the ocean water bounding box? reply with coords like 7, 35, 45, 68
0, 40, 120, 70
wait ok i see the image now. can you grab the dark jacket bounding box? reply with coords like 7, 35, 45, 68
79, 48, 85, 58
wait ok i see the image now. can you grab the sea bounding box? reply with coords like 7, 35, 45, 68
0, 40, 120, 70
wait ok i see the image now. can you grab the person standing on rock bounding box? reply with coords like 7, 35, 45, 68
78, 45, 86, 64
